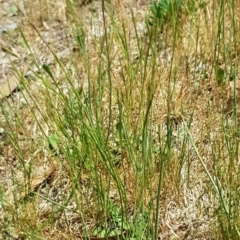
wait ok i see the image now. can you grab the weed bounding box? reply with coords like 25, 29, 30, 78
1, 0, 240, 239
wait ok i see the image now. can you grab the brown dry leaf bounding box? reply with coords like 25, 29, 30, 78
0, 75, 20, 99
0, 65, 28, 99
19, 160, 56, 200
0, 37, 12, 52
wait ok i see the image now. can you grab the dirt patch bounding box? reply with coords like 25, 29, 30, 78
1, 0, 239, 239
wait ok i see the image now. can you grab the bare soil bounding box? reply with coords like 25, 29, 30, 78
1, 0, 240, 239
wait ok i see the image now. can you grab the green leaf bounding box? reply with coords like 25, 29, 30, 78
42, 63, 55, 80
48, 133, 59, 150
7, 5, 18, 15
216, 68, 226, 85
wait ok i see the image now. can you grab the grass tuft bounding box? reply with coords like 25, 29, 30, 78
1, 0, 240, 239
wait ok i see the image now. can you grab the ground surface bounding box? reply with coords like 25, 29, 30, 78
1, 0, 240, 239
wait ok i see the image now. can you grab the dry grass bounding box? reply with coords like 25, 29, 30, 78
1, 0, 240, 239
